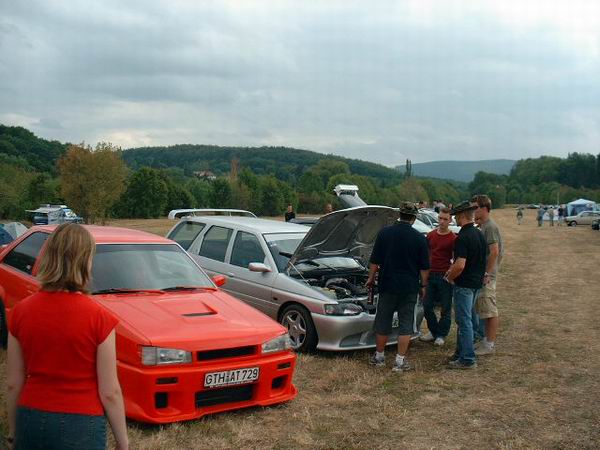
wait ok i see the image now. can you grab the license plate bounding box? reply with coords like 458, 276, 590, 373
204, 367, 260, 389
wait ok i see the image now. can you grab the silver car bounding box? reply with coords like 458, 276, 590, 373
566, 210, 600, 226
167, 206, 423, 352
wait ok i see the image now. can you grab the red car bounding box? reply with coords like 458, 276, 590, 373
0, 225, 297, 424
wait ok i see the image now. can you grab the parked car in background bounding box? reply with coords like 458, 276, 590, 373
566, 211, 600, 226
417, 209, 461, 234
0, 226, 297, 423
167, 206, 424, 352
168, 209, 256, 220
26, 205, 83, 225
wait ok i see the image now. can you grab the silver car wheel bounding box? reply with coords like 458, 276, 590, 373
282, 311, 307, 349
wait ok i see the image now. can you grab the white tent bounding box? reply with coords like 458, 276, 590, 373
3, 222, 28, 239
567, 198, 597, 216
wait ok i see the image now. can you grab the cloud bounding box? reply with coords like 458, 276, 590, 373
0, 0, 599, 166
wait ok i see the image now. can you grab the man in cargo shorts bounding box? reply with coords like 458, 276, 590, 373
367, 202, 430, 373
471, 194, 504, 356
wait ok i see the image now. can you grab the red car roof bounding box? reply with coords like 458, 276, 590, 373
32, 225, 171, 245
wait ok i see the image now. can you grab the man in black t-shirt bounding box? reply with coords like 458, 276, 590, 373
444, 201, 488, 369
367, 202, 430, 373
284, 204, 295, 222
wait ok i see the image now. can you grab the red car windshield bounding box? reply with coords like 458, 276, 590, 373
90, 244, 213, 294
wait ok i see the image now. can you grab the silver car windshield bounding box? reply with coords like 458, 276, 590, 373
90, 244, 213, 294
263, 232, 306, 272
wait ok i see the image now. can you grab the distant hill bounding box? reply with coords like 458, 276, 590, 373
0, 125, 67, 174
396, 159, 516, 182
122, 144, 404, 186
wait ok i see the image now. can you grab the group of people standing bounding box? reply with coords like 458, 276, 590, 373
368, 195, 503, 371
534, 205, 566, 227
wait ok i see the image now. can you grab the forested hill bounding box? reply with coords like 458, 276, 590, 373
396, 159, 516, 182
0, 125, 67, 174
122, 145, 403, 186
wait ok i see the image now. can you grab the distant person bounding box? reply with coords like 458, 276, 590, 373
367, 202, 430, 372
516, 207, 524, 225
284, 204, 295, 222
421, 207, 456, 346
548, 207, 555, 226
444, 201, 487, 369
324, 203, 333, 214
472, 195, 504, 356
6, 224, 129, 450
537, 206, 545, 227
557, 205, 565, 226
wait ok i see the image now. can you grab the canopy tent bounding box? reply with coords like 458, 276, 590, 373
3, 222, 28, 239
567, 199, 597, 216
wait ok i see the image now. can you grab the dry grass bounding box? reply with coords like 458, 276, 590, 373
2, 209, 600, 449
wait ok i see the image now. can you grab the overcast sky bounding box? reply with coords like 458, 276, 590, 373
1, 0, 599, 166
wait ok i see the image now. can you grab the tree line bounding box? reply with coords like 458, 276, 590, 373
5, 124, 600, 222
469, 153, 600, 207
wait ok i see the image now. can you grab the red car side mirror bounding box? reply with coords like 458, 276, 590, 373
212, 275, 227, 287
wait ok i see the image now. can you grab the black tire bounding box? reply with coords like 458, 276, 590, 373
279, 304, 318, 352
570, 221, 577, 226
0, 301, 7, 349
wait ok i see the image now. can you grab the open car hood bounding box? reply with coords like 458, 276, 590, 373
289, 206, 398, 266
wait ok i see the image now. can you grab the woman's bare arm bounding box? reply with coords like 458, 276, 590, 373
97, 330, 129, 450
6, 333, 26, 443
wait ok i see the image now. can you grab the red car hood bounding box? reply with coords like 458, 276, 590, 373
95, 290, 284, 351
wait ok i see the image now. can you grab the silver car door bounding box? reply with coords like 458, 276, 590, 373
224, 230, 277, 315
190, 225, 234, 279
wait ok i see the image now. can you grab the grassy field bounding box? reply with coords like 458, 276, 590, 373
2, 209, 599, 449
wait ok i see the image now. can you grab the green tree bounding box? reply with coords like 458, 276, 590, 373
120, 167, 168, 218
210, 178, 232, 208
186, 179, 212, 208
258, 176, 285, 216
397, 178, 429, 203
58, 143, 128, 223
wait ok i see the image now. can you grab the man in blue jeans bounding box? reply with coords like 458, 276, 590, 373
421, 207, 456, 346
443, 201, 488, 369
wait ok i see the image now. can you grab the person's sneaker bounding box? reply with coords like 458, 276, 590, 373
475, 343, 496, 356
420, 331, 435, 342
434, 337, 445, 346
447, 352, 460, 363
392, 358, 413, 373
448, 359, 477, 370
369, 352, 385, 367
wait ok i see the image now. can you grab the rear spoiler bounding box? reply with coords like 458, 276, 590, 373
168, 209, 257, 220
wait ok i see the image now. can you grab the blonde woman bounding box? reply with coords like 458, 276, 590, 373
6, 223, 128, 450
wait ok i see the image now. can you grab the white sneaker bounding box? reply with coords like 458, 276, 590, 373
420, 332, 435, 342
475, 343, 495, 356
434, 337, 445, 346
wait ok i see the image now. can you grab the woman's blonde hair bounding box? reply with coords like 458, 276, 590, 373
37, 223, 96, 293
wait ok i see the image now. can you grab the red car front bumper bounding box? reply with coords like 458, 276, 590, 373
118, 351, 297, 424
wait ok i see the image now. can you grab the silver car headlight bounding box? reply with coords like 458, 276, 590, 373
141, 346, 192, 365
262, 334, 292, 354
324, 302, 363, 316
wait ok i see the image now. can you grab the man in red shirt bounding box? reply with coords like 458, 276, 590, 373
421, 207, 457, 346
